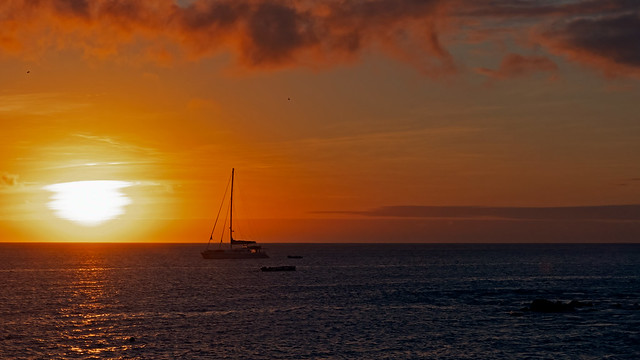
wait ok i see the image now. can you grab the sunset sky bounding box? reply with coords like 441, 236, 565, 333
1, 0, 639, 243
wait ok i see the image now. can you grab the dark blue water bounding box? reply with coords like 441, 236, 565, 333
1, 243, 639, 359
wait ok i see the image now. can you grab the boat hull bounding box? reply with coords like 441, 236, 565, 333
261, 266, 296, 272
201, 249, 269, 259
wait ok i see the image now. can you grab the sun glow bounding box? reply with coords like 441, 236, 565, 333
44, 180, 133, 226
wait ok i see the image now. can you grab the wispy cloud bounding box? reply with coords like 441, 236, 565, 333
184, 123, 482, 173
71, 133, 162, 158
288, 125, 480, 149
15, 133, 169, 187
0, 93, 90, 115
477, 53, 558, 80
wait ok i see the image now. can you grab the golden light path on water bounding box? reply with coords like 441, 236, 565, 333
44, 180, 133, 226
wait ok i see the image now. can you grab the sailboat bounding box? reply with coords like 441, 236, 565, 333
201, 168, 269, 259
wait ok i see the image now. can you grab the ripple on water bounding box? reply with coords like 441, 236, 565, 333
0, 243, 639, 359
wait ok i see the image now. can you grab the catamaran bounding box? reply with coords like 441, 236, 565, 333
201, 168, 269, 259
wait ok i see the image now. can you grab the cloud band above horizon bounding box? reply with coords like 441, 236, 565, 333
322, 205, 640, 221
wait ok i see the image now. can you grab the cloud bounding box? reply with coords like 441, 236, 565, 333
325, 205, 640, 221
477, 53, 558, 79
71, 133, 161, 158
0, 0, 453, 74
175, 0, 457, 74
0, 93, 89, 115
0, 172, 21, 189
537, 12, 640, 78
0, 0, 638, 79
458, 0, 640, 78
457, 0, 636, 19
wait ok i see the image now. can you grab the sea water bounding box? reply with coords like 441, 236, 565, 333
1, 243, 639, 359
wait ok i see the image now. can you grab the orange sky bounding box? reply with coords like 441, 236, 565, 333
1, 0, 639, 242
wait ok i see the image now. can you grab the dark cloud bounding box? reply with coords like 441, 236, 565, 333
0, 0, 638, 78
327, 205, 640, 221
0, 0, 453, 73
458, 0, 637, 19
540, 12, 640, 76
243, 3, 318, 65
458, 0, 640, 76
459, 0, 640, 77
54, 0, 90, 17
179, 1, 247, 31
97, 1, 148, 23
173, 0, 452, 71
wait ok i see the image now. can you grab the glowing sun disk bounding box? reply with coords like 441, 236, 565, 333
44, 180, 132, 226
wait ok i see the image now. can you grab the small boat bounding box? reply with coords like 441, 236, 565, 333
287, 255, 303, 259
201, 169, 269, 259
261, 266, 296, 272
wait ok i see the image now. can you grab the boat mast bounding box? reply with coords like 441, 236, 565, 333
229, 168, 234, 249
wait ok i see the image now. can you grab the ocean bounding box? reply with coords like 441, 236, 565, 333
1, 243, 639, 359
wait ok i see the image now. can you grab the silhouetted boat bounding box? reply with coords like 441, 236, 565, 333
261, 266, 296, 272
201, 168, 269, 259
287, 255, 303, 259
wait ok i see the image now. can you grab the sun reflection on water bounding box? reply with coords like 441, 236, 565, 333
57, 253, 140, 357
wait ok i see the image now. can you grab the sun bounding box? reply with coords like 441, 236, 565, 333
44, 180, 133, 226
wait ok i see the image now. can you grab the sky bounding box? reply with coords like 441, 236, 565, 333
1, 0, 639, 243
